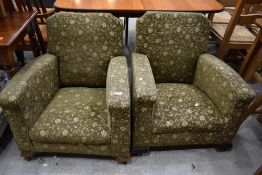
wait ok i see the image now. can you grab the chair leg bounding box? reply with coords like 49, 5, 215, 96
20, 151, 34, 161
116, 154, 131, 164
131, 147, 150, 156
217, 44, 226, 60
215, 144, 233, 152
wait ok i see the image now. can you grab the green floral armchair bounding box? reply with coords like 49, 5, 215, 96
132, 12, 255, 150
0, 12, 130, 162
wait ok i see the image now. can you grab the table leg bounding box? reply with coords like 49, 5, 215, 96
15, 45, 25, 66
125, 17, 129, 45
27, 21, 40, 57
0, 47, 16, 78
33, 18, 46, 54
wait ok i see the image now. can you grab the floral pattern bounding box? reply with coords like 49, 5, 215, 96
29, 87, 111, 145
136, 12, 210, 84
152, 83, 223, 134
47, 12, 124, 87
0, 13, 130, 160
133, 12, 255, 148
106, 56, 130, 157
0, 54, 59, 151
194, 54, 255, 133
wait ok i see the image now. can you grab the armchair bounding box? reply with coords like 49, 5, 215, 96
0, 12, 131, 163
132, 12, 255, 151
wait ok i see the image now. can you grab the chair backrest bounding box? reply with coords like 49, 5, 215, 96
47, 12, 124, 87
136, 12, 210, 84
2, 0, 54, 24
222, 0, 262, 43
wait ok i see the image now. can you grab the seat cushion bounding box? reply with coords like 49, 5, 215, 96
211, 23, 256, 42
152, 84, 224, 134
29, 87, 110, 145
212, 11, 231, 23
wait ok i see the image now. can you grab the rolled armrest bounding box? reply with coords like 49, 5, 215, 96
194, 54, 255, 131
0, 53, 59, 127
106, 56, 130, 157
132, 53, 157, 104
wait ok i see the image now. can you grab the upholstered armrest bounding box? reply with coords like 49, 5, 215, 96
0, 54, 59, 151
106, 56, 130, 157
194, 54, 255, 131
132, 53, 157, 104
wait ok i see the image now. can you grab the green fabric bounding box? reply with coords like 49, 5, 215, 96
0, 54, 59, 152
47, 12, 124, 87
132, 53, 157, 141
0, 13, 130, 159
152, 83, 223, 134
106, 56, 130, 157
134, 132, 233, 148
29, 87, 110, 145
33, 142, 111, 156
194, 54, 256, 133
0, 54, 59, 127
136, 12, 210, 84
4, 110, 34, 151
133, 12, 255, 149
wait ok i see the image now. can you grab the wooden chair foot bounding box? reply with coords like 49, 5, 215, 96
21, 151, 34, 161
116, 155, 131, 164
215, 144, 233, 152
257, 115, 262, 123
131, 147, 150, 156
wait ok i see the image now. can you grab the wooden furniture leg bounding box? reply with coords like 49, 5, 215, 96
254, 164, 262, 175
124, 17, 129, 46
27, 21, 40, 57
15, 46, 25, 66
116, 154, 131, 164
33, 18, 46, 54
0, 47, 16, 78
20, 151, 34, 160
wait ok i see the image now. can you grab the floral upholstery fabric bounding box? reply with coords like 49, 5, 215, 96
106, 56, 130, 157
134, 131, 233, 148
47, 12, 124, 87
0, 13, 130, 160
152, 84, 223, 134
133, 12, 255, 149
33, 142, 111, 156
194, 54, 255, 133
29, 87, 110, 145
136, 12, 210, 84
0, 54, 59, 151
132, 53, 157, 141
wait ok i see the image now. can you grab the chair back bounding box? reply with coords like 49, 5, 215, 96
2, 0, 54, 24
222, 0, 262, 43
47, 12, 124, 87
136, 12, 210, 84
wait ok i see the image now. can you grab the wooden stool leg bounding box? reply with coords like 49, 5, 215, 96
20, 151, 34, 161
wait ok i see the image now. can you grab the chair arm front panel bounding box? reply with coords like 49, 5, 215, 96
194, 54, 255, 135
106, 56, 130, 157
132, 53, 157, 145
0, 54, 59, 151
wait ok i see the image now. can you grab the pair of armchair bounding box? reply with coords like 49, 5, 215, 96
0, 12, 255, 163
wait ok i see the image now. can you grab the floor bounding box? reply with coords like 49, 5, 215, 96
0, 18, 262, 175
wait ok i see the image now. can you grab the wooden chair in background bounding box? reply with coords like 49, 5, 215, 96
240, 18, 262, 123
210, 0, 262, 60
2, 0, 54, 63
